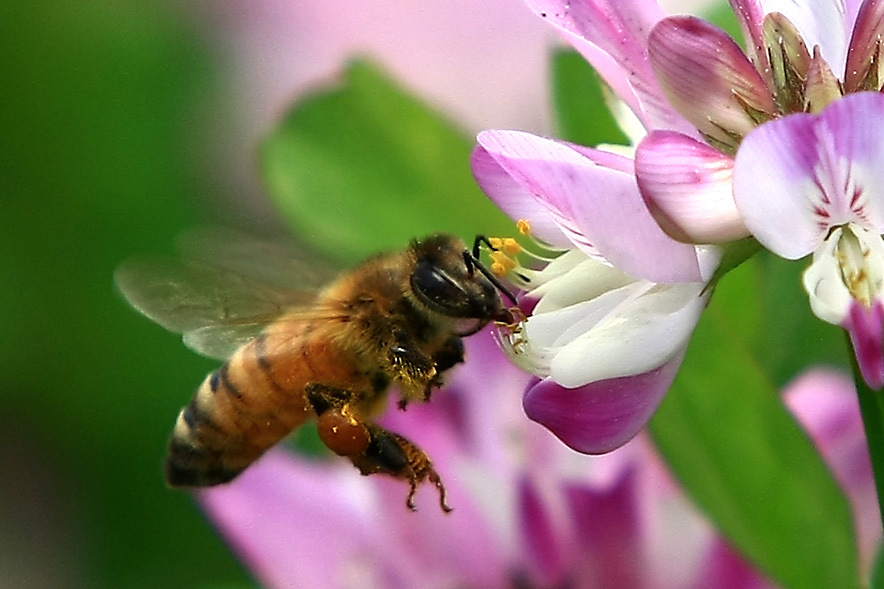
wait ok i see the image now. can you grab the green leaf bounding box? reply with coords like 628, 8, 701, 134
872, 544, 884, 589
261, 59, 514, 264
650, 260, 859, 589
755, 252, 850, 385
551, 48, 629, 147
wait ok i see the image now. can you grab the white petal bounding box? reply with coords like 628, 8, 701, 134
547, 282, 708, 386
803, 228, 853, 324
530, 254, 635, 314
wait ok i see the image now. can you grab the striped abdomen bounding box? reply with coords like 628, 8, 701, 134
165, 319, 369, 487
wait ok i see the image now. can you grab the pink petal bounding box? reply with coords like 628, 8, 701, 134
523, 352, 685, 454
733, 112, 826, 258
696, 538, 774, 589
845, 0, 884, 92
471, 145, 573, 248
564, 472, 644, 588
518, 477, 569, 587
729, 0, 773, 84
525, 0, 696, 135
198, 452, 379, 588
477, 130, 705, 283
844, 299, 884, 389
734, 92, 884, 258
649, 16, 776, 149
636, 131, 747, 243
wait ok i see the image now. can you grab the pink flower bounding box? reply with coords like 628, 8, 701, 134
199, 336, 776, 589
626, 2, 884, 386
635, 0, 884, 243
471, 0, 721, 453
734, 92, 884, 387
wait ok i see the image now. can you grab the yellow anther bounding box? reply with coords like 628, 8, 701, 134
516, 219, 532, 235
489, 250, 517, 275
489, 237, 504, 250
500, 237, 522, 255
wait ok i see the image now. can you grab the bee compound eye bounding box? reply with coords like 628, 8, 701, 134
317, 409, 371, 457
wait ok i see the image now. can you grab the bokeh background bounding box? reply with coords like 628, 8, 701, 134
0, 0, 718, 586
0, 1, 552, 586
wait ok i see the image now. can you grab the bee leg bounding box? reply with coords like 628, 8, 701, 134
306, 383, 374, 459
306, 384, 452, 512
353, 424, 452, 513
387, 329, 438, 407
305, 382, 352, 415
409, 335, 466, 403
431, 336, 464, 374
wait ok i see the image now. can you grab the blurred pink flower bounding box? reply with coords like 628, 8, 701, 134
198, 0, 718, 139
189, 0, 720, 218
200, 335, 779, 589
784, 368, 882, 579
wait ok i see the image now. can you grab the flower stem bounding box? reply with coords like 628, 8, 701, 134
848, 332, 884, 533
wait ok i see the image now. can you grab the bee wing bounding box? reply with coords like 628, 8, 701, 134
174, 226, 340, 291
115, 228, 345, 361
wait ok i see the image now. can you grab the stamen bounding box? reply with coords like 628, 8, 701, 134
490, 250, 517, 275
835, 225, 884, 306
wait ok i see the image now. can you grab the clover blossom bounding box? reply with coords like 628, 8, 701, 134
733, 92, 884, 387
636, 0, 884, 242
471, 0, 725, 453
622, 0, 884, 387
472, 132, 716, 453
198, 337, 776, 589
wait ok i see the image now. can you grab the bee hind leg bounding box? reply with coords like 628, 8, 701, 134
305, 382, 451, 512
355, 424, 452, 513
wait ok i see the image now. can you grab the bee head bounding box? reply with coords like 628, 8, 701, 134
409, 234, 515, 324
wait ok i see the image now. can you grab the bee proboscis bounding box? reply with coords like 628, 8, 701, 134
116, 229, 517, 511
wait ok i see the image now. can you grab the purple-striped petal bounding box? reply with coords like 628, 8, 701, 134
734, 92, 884, 258
649, 16, 776, 150
845, 0, 884, 92
523, 352, 685, 454
477, 130, 705, 282
525, 0, 695, 134
696, 538, 774, 589
636, 131, 746, 243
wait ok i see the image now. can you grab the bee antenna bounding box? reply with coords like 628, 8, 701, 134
472, 234, 496, 259
462, 249, 519, 307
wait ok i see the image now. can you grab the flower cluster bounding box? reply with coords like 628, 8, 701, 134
473, 0, 884, 456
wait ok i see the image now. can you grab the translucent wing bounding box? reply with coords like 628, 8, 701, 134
115, 230, 342, 360
175, 227, 340, 291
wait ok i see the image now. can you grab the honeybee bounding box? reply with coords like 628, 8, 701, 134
116, 230, 516, 511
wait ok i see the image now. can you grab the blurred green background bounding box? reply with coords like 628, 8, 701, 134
0, 1, 253, 585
